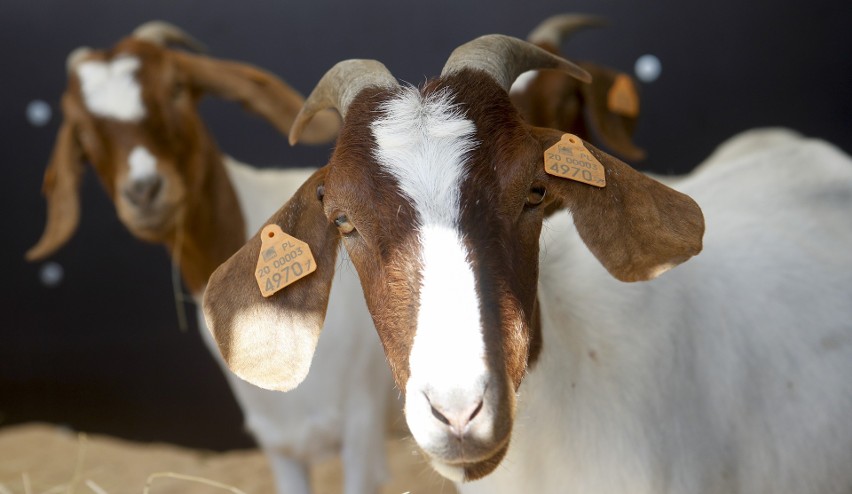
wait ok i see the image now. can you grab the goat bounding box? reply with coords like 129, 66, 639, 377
510, 13, 646, 161
27, 22, 392, 494
202, 34, 852, 493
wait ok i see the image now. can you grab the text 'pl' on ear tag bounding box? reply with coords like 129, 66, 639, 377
255, 224, 317, 297
544, 133, 606, 188
607, 74, 640, 118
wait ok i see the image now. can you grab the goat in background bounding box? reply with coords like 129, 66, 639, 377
510, 13, 646, 162
27, 22, 392, 494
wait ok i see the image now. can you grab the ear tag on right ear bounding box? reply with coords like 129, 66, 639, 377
544, 134, 606, 188
255, 224, 317, 297
607, 74, 640, 118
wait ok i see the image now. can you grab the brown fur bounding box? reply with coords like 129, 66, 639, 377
203, 67, 704, 480
27, 36, 334, 294
322, 88, 423, 388
25, 97, 86, 262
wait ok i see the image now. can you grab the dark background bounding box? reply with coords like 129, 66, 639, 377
2, 0, 850, 451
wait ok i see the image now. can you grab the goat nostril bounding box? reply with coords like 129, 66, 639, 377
469, 399, 484, 422
147, 177, 162, 200
126, 176, 163, 207
431, 404, 451, 426
425, 393, 486, 433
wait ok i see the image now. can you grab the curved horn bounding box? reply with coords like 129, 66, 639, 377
289, 59, 397, 145
527, 14, 607, 50
66, 46, 92, 74
132, 21, 206, 53
441, 34, 591, 91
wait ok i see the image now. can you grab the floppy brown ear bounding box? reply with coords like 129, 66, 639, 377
579, 63, 646, 162
533, 127, 704, 282
26, 116, 85, 261
202, 167, 340, 391
172, 51, 341, 145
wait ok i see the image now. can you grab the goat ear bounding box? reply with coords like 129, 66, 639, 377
533, 127, 704, 282
579, 63, 646, 162
202, 167, 340, 392
26, 117, 85, 261
172, 51, 341, 145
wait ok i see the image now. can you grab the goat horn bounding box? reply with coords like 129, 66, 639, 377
66, 46, 93, 73
441, 34, 591, 91
527, 14, 607, 49
289, 59, 397, 146
132, 21, 206, 53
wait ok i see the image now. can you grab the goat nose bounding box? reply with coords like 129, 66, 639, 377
427, 393, 485, 437
124, 175, 162, 208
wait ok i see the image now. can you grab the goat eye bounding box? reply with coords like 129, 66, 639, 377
334, 214, 355, 235
526, 186, 546, 207
316, 184, 325, 202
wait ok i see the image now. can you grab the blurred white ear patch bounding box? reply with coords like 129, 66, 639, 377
222, 306, 323, 392
647, 262, 676, 280
77, 56, 146, 122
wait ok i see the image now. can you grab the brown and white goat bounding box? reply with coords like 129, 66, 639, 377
510, 13, 646, 161
27, 22, 391, 494
203, 35, 852, 493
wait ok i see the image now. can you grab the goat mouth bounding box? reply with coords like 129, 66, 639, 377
122, 205, 183, 238
428, 441, 510, 482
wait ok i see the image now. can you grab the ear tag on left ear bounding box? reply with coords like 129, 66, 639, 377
607, 74, 640, 118
255, 224, 317, 297
544, 134, 606, 188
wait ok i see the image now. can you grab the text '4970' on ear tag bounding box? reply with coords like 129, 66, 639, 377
544, 134, 606, 187
255, 224, 317, 297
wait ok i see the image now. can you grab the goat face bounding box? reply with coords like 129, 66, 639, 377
319, 77, 543, 478
27, 22, 340, 261
66, 39, 198, 241
202, 36, 705, 482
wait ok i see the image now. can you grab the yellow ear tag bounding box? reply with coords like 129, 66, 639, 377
254, 224, 317, 297
544, 133, 606, 188
607, 74, 640, 118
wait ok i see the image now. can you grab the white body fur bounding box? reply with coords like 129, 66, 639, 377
196, 158, 392, 494
459, 129, 852, 493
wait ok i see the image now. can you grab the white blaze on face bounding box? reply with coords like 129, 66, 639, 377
128, 145, 157, 181
412, 224, 488, 388
76, 56, 146, 122
370, 86, 487, 396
